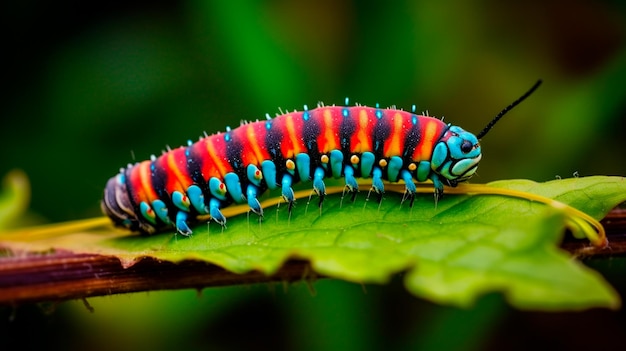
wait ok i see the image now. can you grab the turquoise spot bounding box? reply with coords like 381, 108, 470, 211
295, 153, 311, 182
342, 108, 349, 117
246, 164, 262, 186
151, 200, 170, 224
375, 109, 383, 119
187, 185, 207, 214
139, 202, 157, 225
172, 191, 190, 211
431, 142, 449, 169
360, 152, 375, 177
224, 172, 244, 202
329, 150, 344, 178
417, 161, 431, 182
209, 177, 227, 200
261, 160, 278, 189
387, 156, 403, 182
452, 158, 477, 176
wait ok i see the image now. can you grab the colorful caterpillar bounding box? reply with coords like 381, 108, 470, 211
102, 81, 542, 235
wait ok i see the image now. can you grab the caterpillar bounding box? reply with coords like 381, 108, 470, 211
102, 81, 542, 235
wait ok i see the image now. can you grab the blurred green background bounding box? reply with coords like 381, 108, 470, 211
2, 0, 626, 350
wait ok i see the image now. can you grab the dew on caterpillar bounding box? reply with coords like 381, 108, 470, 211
101, 81, 542, 235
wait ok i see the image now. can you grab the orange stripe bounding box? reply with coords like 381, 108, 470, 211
355, 109, 372, 152
413, 119, 440, 161
137, 161, 157, 202
206, 137, 228, 176
284, 115, 302, 157
323, 109, 337, 152
384, 112, 404, 157
246, 124, 265, 164
165, 149, 191, 192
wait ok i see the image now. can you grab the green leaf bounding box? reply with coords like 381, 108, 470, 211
3, 176, 625, 310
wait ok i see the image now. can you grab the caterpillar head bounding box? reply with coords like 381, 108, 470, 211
431, 79, 543, 186
431, 126, 481, 186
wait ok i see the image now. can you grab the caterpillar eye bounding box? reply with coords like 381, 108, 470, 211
461, 140, 473, 153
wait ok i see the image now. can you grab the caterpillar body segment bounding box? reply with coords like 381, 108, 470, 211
102, 106, 479, 235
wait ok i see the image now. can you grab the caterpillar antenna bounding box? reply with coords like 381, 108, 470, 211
477, 79, 542, 140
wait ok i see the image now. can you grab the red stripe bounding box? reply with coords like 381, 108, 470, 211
127, 161, 157, 204
196, 134, 234, 178
413, 116, 446, 161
